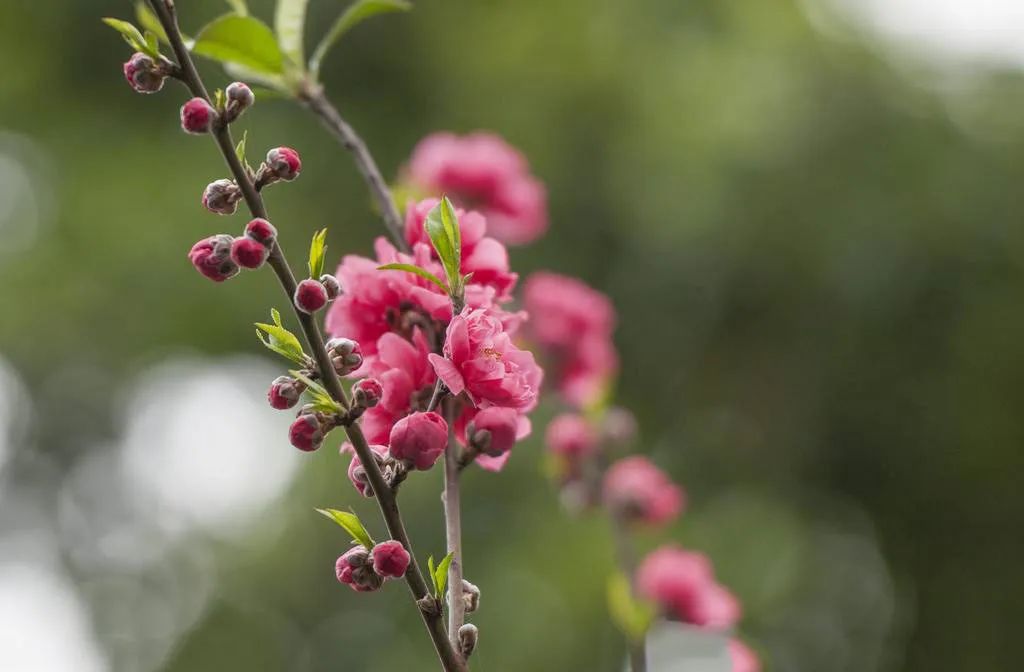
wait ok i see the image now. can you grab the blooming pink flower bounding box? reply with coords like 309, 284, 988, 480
428, 308, 542, 412
406, 132, 548, 245
360, 329, 437, 444
603, 456, 685, 526
636, 545, 741, 629
371, 540, 411, 578
545, 413, 597, 458
389, 411, 448, 470
404, 198, 518, 300
728, 639, 760, 672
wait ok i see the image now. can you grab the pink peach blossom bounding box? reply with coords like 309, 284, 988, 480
545, 413, 597, 458
428, 307, 543, 412
729, 639, 760, 672
603, 456, 685, 526
389, 411, 448, 470
359, 329, 437, 445
636, 545, 741, 629
406, 132, 548, 245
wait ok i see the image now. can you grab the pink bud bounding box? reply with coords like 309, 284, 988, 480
201, 179, 242, 215
244, 217, 277, 245
289, 414, 324, 452
230, 236, 269, 269
353, 378, 383, 408
294, 278, 328, 314
267, 376, 304, 410
326, 337, 363, 374
370, 540, 411, 578
346, 443, 387, 497
180, 97, 216, 134
388, 411, 448, 470
467, 407, 520, 457
188, 234, 239, 282
335, 546, 383, 592
224, 82, 254, 122
320, 273, 341, 300
545, 413, 597, 458
123, 52, 165, 93
603, 456, 684, 527
266, 147, 302, 181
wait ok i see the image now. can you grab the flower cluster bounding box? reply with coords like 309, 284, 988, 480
335, 539, 411, 592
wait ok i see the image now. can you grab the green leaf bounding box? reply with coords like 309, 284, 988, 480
144, 30, 160, 56
308, 228, 328, 279
274, 0, 310, 68
427, 555, 437, 594
255, 308, 307, 365
289, 370, 344, 414
235, 130, 248, 163
316, 508, 374, 549
223, 62, 289, 92
225, 0, 249, 15
424, 196, 462, 298
192, 14, 284, 75
433, 551, 455, 600
103, 18, 159, 58
607, 573, 655, 642
377, 263, 447, 292
309, 0, 412, 76
135, 2, 170, 44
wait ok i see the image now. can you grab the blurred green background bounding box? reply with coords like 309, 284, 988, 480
1, 0, 1022, 670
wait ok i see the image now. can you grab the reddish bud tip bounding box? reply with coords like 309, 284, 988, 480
123, 52, 165, 94
244, 217, 277, 245
267, 375, 304, 410
370, 540, 411, 578
230, 236, 269, 269
266, 147, 302, 181
202, 179, 242, 215
353, 378, 383, 408
180, 97, 216, 134
294, 278, 328, 314
289, 414, 324, 452
388, 411, 448, 470
224, 82, 254, 122
188, 234, 239, 282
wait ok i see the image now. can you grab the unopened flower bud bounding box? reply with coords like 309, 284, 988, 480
345, 442, 387, 497
294, 278, 328, 314
335, 545, 384, 592
458, 624, 479, 659
326, 337, 363, 375
244, 217, 277, 246
353, 378, 383, 408
388, 411, 447, 470
188, 234, 239, 282
265, 146, 302, 181
230, 236, 269, 269
370, 540, 411, 578
320, 274, 341, 300
223, 82, 254, 122
602, 406, 637, 445
201, 179, 242, 215
267, 375, 304, 410
180, 97, 216, 134
289, 413, 324, 452
461, 579, 480, 613
467, 407, 520, 457
123, 52, 166, 93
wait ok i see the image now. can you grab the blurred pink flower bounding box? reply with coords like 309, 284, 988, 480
428, 308, 543, 412
406, 132, 548, 245
545, 413, 597, 459
603, 456, 685, 526
636, 545, 741, 629
728, 639, 760, 672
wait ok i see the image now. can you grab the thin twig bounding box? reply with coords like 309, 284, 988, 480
609, 510, 647, 672
298, 83, 408, 252
146, 3, 464, 670
442, 399, 466, 647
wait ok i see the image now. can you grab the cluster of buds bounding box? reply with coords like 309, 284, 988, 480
188, 217, 278, 282
294, 273, 340, 314
335, 540, 411, 592
123, 52, 174, 93
325, 338, 362, 375
255, 147, 302, 189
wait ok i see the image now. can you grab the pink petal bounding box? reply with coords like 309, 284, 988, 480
428, 354, 465, 396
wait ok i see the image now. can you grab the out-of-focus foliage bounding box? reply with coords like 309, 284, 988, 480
1, 1, 1022, 670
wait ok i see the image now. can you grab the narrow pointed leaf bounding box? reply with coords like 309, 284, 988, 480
607, 572, 655, 642
255, 309, 306, 365
135, 2, 169, 44
316, 508, 374, 549
274, 0, 310, 67
226, 0, 249, 15
424, 197, 462, 296
308, 228, 328, 279
434, 551, 455, 600
377, 263, 447, 292
103, 18, 157, 58
309, 0, 412, 75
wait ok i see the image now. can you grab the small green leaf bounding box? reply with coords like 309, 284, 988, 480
193, 14, 284, 75
307, 228, 328, 279
377, 263, 447, 292
427, 555, 438, 595
144, 30, 160, 56
255, 309, 307, 365
225, 0, 249, 16
309, 0, 412, 76
433, 551, 454, 600
213, 88, 226, 111
289, 370, 344, 414
607, 573, 655, 642
235, 130, 248, 163
274, 0, 310, 69
103, 18, 158, 58
316, 508, 374, 549
424, 196, 463, 298
135, 2, 170, 44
